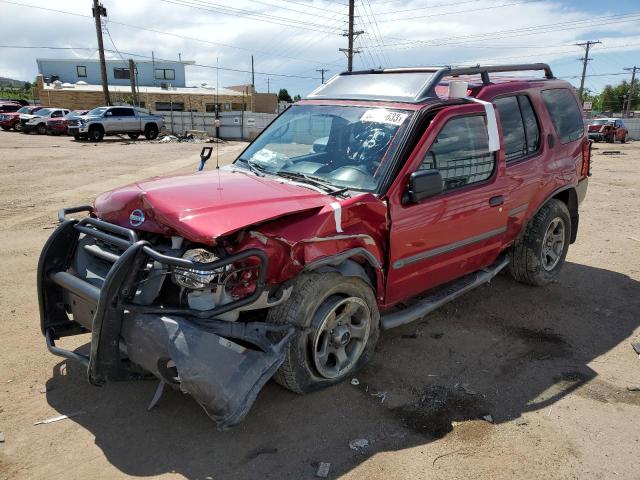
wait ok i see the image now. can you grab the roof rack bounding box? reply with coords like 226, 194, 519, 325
308, 63, 554, 103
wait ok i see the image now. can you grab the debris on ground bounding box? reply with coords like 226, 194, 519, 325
632, 342, 640, 356
601, 150, 622, 155
349, 438, 369, 451
350, 378, 360, 386
34, 411, 83, 426
514, 417, 528, 426
39, 385, 52, 394
627, 386, 640, 392
316, 462, 331, 478
0, 431, 4, 443
371, 391, 387, 403
155, 133, 225, 144
482, 414, 494, 423
628, 236, 640, 242
455, 382, 478, 395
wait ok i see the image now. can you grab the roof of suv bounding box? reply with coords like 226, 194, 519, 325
307, 63, 556, 103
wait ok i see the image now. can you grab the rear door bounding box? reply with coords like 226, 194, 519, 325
385, 104, 509, 305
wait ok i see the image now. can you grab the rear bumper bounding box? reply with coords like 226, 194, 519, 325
38, 206, 293, 428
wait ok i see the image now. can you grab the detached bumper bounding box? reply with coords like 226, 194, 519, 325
38, 206, 293, 429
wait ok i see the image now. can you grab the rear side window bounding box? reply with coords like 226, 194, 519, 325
494, 95, 541, 162
541, 88, 584, 144
111, 108, 134, 116
418, 115, 495, 191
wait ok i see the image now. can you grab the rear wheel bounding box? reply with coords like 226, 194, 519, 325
621, 134, 627, 144
144, 124, 158, 140
509, 199, 571, 286
267, 272, 379, 394
88, 125, 104, 142
13, 123, 22, 132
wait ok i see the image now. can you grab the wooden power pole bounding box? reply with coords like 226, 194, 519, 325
316, 68, 329, 84
92, 0, 111, 106
576, 40, 600, 100
128, 59, 138, 106
624, 66, 638, 118
339, 0, 363, 72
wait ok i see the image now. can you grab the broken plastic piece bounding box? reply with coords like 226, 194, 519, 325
349, 438, 369, 451
482, 414, 494, 423
632, 342, 640, 355
34, 411, 83, 425
316, 462, 331, 478
148, 380, 166, 411
122, 314, 295, 429
350, 378, 360, 386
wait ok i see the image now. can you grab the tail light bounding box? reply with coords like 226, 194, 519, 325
581, 140, 592, 177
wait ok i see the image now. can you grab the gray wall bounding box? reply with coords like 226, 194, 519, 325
155, 111, 278, 140
624, 118, 640, 140
37, 59, 187, 87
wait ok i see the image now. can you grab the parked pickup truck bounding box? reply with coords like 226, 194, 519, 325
68, 106, 163, 141
38, 63, 590, 429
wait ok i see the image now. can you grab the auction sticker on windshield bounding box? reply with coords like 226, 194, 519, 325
360, 109, 408, 126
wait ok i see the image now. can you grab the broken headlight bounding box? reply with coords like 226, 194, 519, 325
172, 248, 225, 289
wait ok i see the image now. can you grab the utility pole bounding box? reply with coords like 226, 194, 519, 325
316, 68, 329, 84
267, 77, 271, 94
339, 0, 364, 72
92, 0, 111, 105
623, 66, 638, 118
128, 59, 138, 106
251, 55, 255, 90
576, 40, 601, 100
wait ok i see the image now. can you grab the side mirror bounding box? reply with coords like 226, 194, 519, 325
198, 147, 213, 171
406, 170, 443, 203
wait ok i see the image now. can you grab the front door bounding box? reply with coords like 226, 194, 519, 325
385, 104, 509, 305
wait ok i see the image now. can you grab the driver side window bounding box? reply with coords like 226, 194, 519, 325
418, 115, 495, 191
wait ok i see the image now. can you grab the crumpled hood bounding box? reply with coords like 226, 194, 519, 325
20, 113, 43, 121
93, 167, 334, 243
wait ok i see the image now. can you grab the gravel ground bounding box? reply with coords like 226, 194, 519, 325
0, 131, 639, 480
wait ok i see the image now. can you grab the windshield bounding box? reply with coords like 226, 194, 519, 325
87, 107, 108, 116
34, 108, 52, 116
236, 104, 412, 191
17, 106, 32, 114
591, 119, 612, 125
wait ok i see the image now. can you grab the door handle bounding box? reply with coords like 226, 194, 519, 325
489, 195, 504, 207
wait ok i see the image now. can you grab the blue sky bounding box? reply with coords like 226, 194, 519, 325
1, 0, 639, 97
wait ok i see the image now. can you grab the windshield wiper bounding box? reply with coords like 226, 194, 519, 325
275, 171, 350, 197
238, 158, 266, 177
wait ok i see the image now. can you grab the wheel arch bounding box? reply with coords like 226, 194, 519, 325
526, 185, 579, 244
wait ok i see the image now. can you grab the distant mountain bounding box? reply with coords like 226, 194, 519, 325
0, 77, 28, 87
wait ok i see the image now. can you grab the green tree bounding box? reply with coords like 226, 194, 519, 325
293, 94, 302, 102
278, 88, 292, 103
596, 80, 639, 113
23, 81, 32, 92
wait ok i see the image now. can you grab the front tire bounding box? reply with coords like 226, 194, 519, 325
509, 199, 571, 286
88, 125, 104, 142
36, 123, 47, 135
267, 272, 379, 394
144, 124, 158, 140
621, 134, 627, 144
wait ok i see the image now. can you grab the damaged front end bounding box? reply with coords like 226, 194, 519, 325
38, 206, 295, 429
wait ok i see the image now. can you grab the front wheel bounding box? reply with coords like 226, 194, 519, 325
144, 124, 158, 140
267, 272, 379, 393
88, 126, 104, 142
36, 123, 47, 135
621, 134, 627, 144
509, 199, 571, 286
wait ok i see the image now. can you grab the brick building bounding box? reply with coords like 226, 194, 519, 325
34, 75, 278, 114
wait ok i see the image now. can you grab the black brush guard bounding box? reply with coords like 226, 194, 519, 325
38, 206, 271, 386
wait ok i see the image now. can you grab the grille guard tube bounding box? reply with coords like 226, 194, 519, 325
38, 210, 269, 386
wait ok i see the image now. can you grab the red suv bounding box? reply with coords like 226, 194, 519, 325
0, 105, 46, 131
38, 64, 590, 428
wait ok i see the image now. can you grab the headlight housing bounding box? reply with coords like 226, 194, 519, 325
172, 248, 225, 289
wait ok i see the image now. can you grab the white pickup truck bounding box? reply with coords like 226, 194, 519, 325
68, 106, 164, 141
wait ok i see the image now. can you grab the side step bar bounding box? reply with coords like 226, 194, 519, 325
381, 256, 509, 330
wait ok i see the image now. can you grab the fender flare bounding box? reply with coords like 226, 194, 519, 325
521, 185, 579, 243
303, 247, 382, 291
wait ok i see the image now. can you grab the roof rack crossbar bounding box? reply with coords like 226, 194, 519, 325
416, 63, 554, 101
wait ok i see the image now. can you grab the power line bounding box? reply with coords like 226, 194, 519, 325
623, 66, 638, 117
0, 0, 343, 68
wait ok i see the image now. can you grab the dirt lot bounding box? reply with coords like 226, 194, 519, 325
0, 131, 639, 480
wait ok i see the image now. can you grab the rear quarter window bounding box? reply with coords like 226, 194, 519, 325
541, 88, 584, 144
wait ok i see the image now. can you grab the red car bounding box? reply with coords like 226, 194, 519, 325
46, 110, 89, 135
0, 105, 47, 131
38, 63, 589, 428
587, 117, 629, 143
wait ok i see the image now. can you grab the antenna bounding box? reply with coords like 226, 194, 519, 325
215, 57, 220, 169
